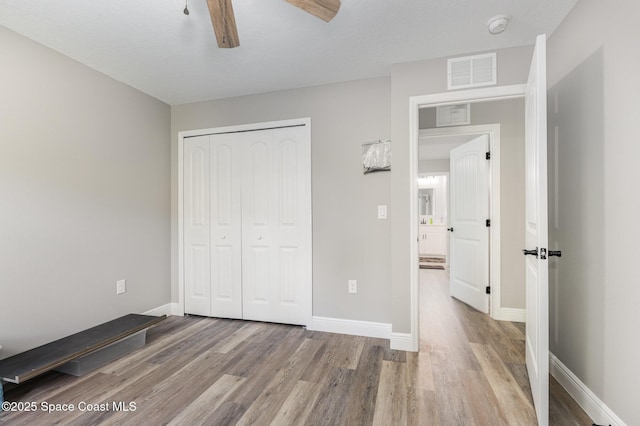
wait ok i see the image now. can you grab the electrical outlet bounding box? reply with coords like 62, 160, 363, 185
116, 279, 126, 295
348, 279, 357, 294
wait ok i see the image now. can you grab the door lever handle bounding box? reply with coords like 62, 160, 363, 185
447, 227, 454, 232
548, 250, 562, 257
522, 248, 538, 258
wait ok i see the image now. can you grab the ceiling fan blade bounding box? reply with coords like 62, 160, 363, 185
284, 0, 341, 22
207, 0, 240, 48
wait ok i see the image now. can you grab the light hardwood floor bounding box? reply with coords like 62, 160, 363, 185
2, 269, 591, 425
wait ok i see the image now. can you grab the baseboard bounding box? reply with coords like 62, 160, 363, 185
550, 352, 626, 426
308, 316, 391, 339
143, 303, 182, 317
390, 332, 417, 352
492, 307, 525, 323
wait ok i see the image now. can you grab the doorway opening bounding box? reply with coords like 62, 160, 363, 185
408, 85, 528, 353
418, 173, 448, 270
418, 127, 496, 314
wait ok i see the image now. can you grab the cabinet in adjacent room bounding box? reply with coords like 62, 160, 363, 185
419, 225, 447, 255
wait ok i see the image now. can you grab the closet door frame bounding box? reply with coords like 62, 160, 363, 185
178, 118, 312, 326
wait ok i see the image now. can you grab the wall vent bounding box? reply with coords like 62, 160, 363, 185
447, 52, 497, 90
436, 104, 470, 127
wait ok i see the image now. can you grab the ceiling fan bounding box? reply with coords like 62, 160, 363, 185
205, 0, 341, 48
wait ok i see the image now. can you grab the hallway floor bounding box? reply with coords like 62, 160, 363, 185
419, 268, 593, 424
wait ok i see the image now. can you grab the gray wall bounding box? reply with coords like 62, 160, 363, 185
0, 26, 171, 358
419, 99, 526, 309
171, 77, 392, 323
418, 160, 449, 174
390, 46, 533, 332
547, 0, 640, 423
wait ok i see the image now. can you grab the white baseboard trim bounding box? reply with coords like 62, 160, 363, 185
143, 303, 182, 317
308, 316, 391, 339
390, 332, 417, 352
550, 352, 626, 426
492, 307, 525, 323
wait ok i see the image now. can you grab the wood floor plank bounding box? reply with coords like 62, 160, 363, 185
470, 342, 538, 425
210, 321, 264, 354
468, 310, 526, 364
99, 316, 212, 376
270, 380, 322, 426
372, 360, 408, 426
235, 338, 323, 425
201, 400, 246, 426
299, 334, 344, 384
342, 344, 384, 426
429, 348, 476, 425
337, 334, 366, 369
227, 327, 309, 411
497, 318, 526, 341
506, 361, 534, 397
167, 374, 246, 425
77, 349, 227, 425
407, 387, 440, 426
143, 319, 236, 366
306, 367, 355, 425
405, 351, 435, 391
550, 376, 593, 426
459, 368, 511, 426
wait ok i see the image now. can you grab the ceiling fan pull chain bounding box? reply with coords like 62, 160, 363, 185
183, 0, 189, 15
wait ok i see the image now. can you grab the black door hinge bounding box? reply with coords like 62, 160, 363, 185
486, 151, 491, 160
486, 286, 491, 294
486, 219, 491, 227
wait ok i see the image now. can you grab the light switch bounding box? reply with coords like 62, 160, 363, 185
378, 205, 388, 220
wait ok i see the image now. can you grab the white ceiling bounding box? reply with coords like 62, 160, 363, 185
0, 0, 577, 105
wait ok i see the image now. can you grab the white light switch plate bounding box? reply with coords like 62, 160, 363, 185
348, 279, 357, 294
378, 205, 387, 219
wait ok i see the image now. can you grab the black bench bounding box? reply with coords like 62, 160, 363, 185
0, 314, 166, 385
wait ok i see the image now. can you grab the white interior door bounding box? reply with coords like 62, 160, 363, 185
524, 34, 549, 426
241, 126, 311, 325
209, 133, 243, 319
184, 136, 212, 316
449, 134, 490, 313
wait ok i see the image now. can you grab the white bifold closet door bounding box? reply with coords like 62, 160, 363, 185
183, 125, 311, 326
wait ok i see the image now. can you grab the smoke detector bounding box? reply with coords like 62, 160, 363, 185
487, 14, 511, 35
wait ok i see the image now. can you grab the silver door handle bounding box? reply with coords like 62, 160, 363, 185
257, 236, 262, 240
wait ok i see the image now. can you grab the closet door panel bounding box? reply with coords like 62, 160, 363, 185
242, 130, 275, 318
209, 134, 243, 319
242, 127, 311, 325
273, 127, 311, 323
184, 136, 212, 316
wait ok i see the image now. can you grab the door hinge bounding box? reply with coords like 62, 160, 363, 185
486, 151, 491, 160
486, 286, 491, 294
486, 219, 491, 227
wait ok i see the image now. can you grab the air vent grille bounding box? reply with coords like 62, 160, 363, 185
447, 53, 497, 90
436, 104, 470, 127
